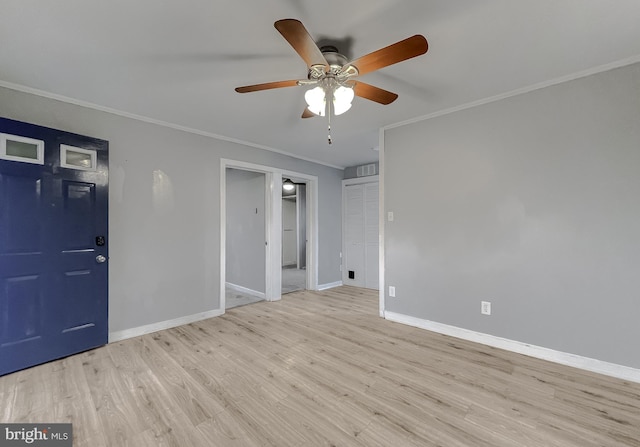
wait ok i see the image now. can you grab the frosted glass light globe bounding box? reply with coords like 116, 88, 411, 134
333, 86, 354, 115
304, 86, 326, 116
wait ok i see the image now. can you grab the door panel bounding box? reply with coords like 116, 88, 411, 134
0, 174, 44, 253
2, 274, 44, 344
344, 184, 365, 287
0, 117, 108, 376
61, 180, 98, 253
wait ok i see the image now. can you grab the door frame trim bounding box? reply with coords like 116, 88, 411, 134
220, 159, 318, 311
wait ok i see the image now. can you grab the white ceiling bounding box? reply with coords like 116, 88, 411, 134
2, 0, 640, 169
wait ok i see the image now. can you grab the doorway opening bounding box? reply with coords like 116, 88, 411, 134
220, 159, 318, 312
282, 179, 307, 294
225, 168, 266, 309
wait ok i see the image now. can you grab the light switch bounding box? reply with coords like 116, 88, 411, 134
387, 211, 394, 222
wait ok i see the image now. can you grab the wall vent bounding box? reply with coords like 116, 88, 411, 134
356, 163, 377, 177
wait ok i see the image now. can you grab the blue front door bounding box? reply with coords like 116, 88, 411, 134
0, 117, 108, 376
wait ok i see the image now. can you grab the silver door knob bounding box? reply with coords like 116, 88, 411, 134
96, 255, 107, 263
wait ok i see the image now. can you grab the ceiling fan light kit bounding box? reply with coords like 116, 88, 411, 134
235, 19, 428, 144
304, 83, 354, 117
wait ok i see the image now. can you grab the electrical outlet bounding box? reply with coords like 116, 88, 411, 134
481, 301, 491, 315
388, 286, 396, 297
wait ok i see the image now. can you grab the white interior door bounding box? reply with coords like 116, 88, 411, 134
343, 179, 379, 290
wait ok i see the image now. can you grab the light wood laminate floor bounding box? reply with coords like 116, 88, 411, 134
2, 286, 639, 446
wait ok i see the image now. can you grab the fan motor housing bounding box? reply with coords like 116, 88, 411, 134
322, 46, 348, 71
308, 46, 352, 80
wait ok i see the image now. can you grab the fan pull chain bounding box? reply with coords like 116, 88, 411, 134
327, 95, 332, 145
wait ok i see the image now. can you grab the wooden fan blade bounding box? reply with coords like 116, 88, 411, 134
235, 80, 299, 93
302, 108, 316, 118
345, 35, 428, 76
274, 19, 328, 69
353, 82, 398, 105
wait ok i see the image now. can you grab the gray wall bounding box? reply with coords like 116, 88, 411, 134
226, 168, 265, 293
0, 86, 343, 334
383, 62, 640, 369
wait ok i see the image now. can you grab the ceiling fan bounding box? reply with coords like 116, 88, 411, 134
235, 19, 428, 143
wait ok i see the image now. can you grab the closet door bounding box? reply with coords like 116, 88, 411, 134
343, 181, 378, 289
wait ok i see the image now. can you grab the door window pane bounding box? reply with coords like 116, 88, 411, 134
60, 145, 96, 171
0, 133, 45, 165
66, 150, 92, 168
6, 140, 39, 160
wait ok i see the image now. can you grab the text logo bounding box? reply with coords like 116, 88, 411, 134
0, 424, 72, 447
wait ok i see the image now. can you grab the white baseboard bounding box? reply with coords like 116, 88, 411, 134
226, 282, 266, 299
317, 281, 343, 291
384, 311, 640, 384
109, 308, 224, 343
